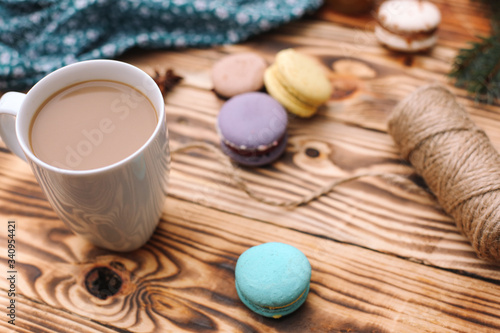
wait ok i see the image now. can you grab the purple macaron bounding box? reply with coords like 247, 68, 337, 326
216, 92, 288, 167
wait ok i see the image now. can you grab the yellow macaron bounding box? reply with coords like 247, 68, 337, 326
264, 48, 332, 118
264, 65, 317, 117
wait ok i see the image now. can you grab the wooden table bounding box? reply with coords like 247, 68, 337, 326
2, 1, 500, 332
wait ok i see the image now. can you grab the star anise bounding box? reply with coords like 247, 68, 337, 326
153, 69, 183, 97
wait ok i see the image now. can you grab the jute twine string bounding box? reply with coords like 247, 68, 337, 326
388, 84, 500, 262
171, 143, 430, 208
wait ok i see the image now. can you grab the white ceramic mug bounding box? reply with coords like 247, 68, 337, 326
0, 60, 170, 251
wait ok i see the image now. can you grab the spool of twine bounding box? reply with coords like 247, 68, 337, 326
388, 84, 500, 262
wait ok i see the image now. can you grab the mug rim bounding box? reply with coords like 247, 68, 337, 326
17, 59, 166, 175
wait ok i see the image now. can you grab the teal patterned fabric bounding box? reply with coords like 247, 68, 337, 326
0, 0, 323, 91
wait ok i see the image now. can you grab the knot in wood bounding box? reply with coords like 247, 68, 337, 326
85, 266, 122, 300
305, 147, 320, 158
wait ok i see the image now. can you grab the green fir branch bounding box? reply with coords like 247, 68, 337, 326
449, 0, 500, 103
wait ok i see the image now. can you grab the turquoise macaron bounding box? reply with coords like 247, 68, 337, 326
234, 242, 312, 318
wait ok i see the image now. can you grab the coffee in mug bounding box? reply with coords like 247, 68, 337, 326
30, 80, 158, 171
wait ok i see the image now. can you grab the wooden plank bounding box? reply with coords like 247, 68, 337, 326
0, 1, 498, 331
115, 10, 500, 280
0, 293, 119, 333
125, 68, 500, 279
1, 19, 498, 282
318, 0, 492, 47
1, 197, 500, 332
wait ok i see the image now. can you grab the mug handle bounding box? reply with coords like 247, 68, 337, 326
0, 92, 28, 162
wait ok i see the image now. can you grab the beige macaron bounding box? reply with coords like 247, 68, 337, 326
375, 0, 441, 52
211, 52, 268, 98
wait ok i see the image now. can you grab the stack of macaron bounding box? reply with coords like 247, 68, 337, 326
375, 0, 441, 53
212, 49, 332, 167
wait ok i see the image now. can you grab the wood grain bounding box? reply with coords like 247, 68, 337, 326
2, 198, 500, 332
1, 1, 500, 332
0, 293, 119, 333
122, 40, 500, 280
